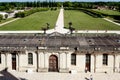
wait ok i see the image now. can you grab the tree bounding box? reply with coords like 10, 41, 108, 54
56, 2, 62, 7
0, 15, 3, 22
68, 22, 72, 28
68, 22, 75, 34
46, 23, 50, 29
5, 14, 8, 19
42, 27, 47, 34
69, 27, 75, 34
63, 1, 72, 7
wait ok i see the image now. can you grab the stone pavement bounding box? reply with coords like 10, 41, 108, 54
2, 71, 120, 80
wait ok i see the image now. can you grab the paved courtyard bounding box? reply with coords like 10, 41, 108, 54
0, 70, 120, 80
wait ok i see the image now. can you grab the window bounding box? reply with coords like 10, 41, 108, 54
103, 54, 108, 65
71, 54, 76, 65
86, 54, 91, 64
28, 53, 33, 65
0, 54, 1, 64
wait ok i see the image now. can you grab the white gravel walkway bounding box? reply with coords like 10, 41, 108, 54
103, 18, 120, 26
75, 30, 120, 34
0, 18, 20, 27
47, 8, 69, 34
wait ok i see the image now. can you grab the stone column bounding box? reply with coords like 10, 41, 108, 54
94, 54, 96, 73
44, 52, 48, 69
59, 52, 63, 69
40, 52, 44, 68
5, 52, 11, 71
44, 52, 45, 68
58, 52, 60, 69
91, 54, 94, 73
59, 52, 69, 73
65, 52, 70, 69
38, 52, 48, 72
5, 53, 8, 69
113, 54, 116, 72
16, 53, 20, 71
66, 52, 67, 68
65, 52, 69, 72
38, 52, 43, 72
43, 52, 48, 72
36, 51, 39, 72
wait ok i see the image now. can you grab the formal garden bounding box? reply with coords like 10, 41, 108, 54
0, 1, 120, 30
0, 9, 59, 30
64, 10, 120, 30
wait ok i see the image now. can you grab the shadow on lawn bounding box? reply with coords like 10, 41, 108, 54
0, 68, 27, 80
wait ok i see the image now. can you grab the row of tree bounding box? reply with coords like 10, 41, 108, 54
0, 15, 3, 22
0, 14, 8, 22
0, 2, 120, 11
15, 8, 49, 18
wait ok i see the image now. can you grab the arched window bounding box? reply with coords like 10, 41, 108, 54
103, 54, 108, 65
28, 53, 33, 65
71, 53, 76, 65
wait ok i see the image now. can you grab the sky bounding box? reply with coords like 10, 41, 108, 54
0, 0, 120, 2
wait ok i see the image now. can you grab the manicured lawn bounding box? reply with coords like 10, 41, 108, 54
92, 9, 120, 16
64, 10, 120, 30
0, 10, 59, 30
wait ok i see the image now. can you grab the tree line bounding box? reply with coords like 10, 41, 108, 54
15, 8, 49, 18
0, 2, 120, 11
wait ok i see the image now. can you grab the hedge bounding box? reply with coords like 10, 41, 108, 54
15, 8, 49, 18
64, 8, 104, 18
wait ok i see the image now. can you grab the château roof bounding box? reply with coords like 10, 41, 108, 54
0, 32, 120, 52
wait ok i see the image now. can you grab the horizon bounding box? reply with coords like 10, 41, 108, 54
0, 0, 120, 2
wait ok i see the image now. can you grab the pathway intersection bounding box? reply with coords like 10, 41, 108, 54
47, 8, 69, 34
47, 8, 120, 34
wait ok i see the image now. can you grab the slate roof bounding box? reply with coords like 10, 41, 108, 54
0, 32, 119, 52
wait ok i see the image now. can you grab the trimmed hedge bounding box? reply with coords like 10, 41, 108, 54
92, 10, 120, 20
79, 8, 104, 18
110, 15, 120, 20
15, 8, 49, 18
64, 7, 104, 18
64, 7, 79, 10
0, 14, 3, 22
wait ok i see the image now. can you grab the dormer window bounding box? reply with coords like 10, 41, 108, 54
94, 47, 100, 51
114, 48, 117, 51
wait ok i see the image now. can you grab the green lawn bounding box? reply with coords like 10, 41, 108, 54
64, 10, 120, 30
92, 9, 120, 16
0, 10, 59, 30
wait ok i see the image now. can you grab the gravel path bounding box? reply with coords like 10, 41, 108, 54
47, 8, 69, 34
103, 18, 120, 26
0, 18, 20, 27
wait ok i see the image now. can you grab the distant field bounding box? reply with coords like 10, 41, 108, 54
0, 10, 59, 30
92, 9, 120, 16
64, 10, 120, 30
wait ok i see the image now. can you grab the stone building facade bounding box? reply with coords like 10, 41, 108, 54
0, 32, 120, 73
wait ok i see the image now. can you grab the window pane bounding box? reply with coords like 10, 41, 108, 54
28, 53, 33, 65
103, 54, 108, 65
71, 54, 76, 65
